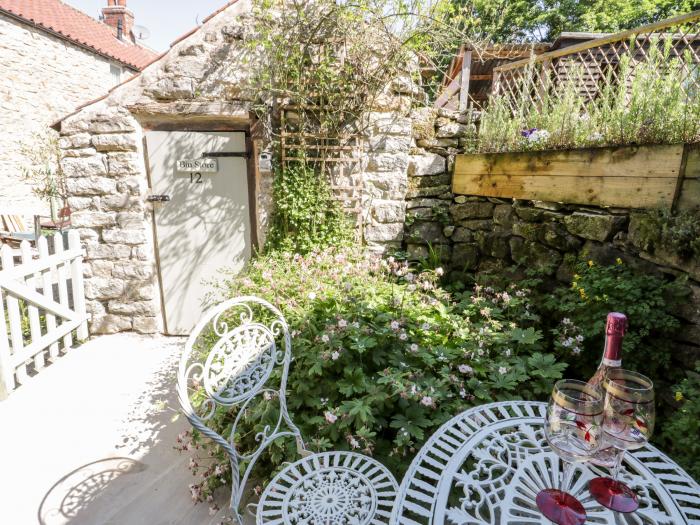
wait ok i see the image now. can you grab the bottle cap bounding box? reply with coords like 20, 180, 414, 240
606, 312, 627, 337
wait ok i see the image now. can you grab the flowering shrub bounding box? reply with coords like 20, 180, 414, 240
541, 257, 683, 383
658, 362, 700, 481
180, 247, 567, 503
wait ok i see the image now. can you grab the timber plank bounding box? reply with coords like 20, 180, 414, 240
677, 178, 700, 211
454, 144, 683, 180
452, 173, 676, 208
679, 142, 700, 179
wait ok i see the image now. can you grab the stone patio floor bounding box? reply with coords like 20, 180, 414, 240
0, 333, 254, 525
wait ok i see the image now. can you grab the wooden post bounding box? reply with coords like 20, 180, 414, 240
492, 69, 501, 96
21, 241, 44, 371
54, 234, 72, 350
1, 247, 24, 383
0, 285, 14, 399
38, 236, 59, 361
69, 230, 88, 341
459, 49, 472, 112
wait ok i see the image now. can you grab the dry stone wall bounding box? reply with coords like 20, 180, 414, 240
59, 105, 160, 335
55, 0, 421, 333
403, 108, 700, 366
0, 13, 133, 217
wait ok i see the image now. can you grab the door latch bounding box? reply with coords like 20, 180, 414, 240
147, 194, 171, 202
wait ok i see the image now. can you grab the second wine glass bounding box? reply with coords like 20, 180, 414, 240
589, 368, 655, 513
537, 379, 604, 525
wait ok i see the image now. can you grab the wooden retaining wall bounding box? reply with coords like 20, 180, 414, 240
453, 143, 700, 210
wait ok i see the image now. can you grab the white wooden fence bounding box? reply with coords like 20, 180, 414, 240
0, 231, 88, 399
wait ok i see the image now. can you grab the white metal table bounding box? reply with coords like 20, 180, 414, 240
391, 401, 700, 524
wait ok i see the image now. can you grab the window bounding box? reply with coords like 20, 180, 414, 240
110, 64, 122, 86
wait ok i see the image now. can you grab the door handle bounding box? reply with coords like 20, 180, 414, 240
147, 194, 171, 202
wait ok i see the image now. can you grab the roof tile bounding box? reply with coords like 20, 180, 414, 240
0, 0, 158, 70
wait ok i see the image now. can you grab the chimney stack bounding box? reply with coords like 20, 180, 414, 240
102, 0, 135, 42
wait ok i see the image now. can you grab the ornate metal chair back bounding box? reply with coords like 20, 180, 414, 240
176, 296, 304, 521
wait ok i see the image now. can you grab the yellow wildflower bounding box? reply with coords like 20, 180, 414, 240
616, 258, 623, 265
588, 260, 594, 267
579, 288, 587, 300
675, 391, 684, 402
573, 274, 580, 280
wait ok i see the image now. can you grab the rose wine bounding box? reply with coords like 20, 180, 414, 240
589, 312, 627, 467
588, 312, 627, 387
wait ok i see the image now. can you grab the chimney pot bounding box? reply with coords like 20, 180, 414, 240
102, 0, 135, 43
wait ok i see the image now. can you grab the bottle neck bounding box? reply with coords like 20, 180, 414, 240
602, 335, 622, 367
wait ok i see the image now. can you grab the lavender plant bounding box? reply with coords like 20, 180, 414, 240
470, 38, 700, 153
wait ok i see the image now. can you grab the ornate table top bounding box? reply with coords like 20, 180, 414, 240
391, 401, 700, 524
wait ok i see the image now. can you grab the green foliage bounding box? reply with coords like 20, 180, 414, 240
648, 208, 700, 259
471, 39, 700, 153
456, 0, 699, 42
21, 130, 68, 226
245, 0, 476, 139
184, 248, 566, 501
658, 362, 700, 481
265, 162, 351, 254
542, 257, 683, 382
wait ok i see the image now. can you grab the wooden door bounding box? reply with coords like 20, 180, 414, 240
145, 131, 251, 335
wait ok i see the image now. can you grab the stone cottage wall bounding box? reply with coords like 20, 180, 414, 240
59, 105, 160, 335
55, 0, 422, 333
0, 12, 136, 217
403, 108, 700, 366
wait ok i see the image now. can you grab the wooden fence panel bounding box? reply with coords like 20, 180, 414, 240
452, 144, 684, 208
0, 231, 87, 399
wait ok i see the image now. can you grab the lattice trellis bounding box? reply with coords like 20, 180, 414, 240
279, 104, 365, 228
492, 10, 700, 112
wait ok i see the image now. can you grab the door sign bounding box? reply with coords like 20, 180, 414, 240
176, 158, 219, 173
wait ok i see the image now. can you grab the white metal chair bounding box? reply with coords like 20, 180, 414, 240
177, 296, 398, 524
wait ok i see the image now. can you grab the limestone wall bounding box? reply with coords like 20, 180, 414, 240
403, 108, 700, 365
0, 13, 131, 217
59, 105, 160, 335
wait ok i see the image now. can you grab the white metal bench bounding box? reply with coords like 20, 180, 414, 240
177, 296, 398, 524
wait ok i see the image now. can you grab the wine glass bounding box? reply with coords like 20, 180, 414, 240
589, 368, 655, 513
537, 379, 604, 525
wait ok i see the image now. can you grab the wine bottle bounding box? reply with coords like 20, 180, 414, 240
589, 312, 627, 467
587, 312, 627, 388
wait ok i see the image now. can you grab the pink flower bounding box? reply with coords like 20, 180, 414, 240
324, 411, 338, 424
421, 396, 434, 407
458, 364, 473, 374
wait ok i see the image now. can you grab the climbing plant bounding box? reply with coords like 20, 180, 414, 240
265, 161, 352, 254
244, 0, 479, 143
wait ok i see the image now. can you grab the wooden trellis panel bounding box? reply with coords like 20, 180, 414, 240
279, 105, 365, 227
492, 11, 700, 112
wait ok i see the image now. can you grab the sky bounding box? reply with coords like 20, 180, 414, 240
63, 0, 228, 52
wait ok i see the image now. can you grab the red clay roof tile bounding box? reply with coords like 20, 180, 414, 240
0, 0, 158, 70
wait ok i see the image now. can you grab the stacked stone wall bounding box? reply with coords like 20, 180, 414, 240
59, 105, 160, 335
0, 13, 134, 217
403, 108, 700, 366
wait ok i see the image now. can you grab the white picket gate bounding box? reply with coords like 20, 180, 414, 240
0, 231, 88, 399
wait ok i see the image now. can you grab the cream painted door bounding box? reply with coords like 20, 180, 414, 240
146, 131, 251, 335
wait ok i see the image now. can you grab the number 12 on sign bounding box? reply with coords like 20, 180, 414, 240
190, 172, 203, 184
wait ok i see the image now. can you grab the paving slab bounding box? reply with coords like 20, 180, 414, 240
0, 333, 254, 525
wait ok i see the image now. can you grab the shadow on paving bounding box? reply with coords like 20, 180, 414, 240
28, 336, 235, 525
